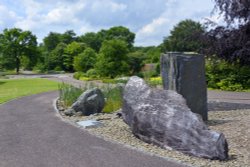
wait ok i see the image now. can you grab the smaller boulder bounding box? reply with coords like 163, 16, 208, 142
70, 88, 105, 116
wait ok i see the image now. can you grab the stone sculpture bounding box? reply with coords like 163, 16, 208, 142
161, 52, 208, 120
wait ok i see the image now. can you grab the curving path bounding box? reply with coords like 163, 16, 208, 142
0, 91, 188, 167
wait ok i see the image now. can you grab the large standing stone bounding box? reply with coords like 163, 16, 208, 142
70, 88, 105, 116
122, 76, 228, 160
161, 52, 208, 121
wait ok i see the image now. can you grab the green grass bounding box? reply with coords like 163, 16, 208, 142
58, 82, 84, 107
58, 82, 123, 113
0, 78, 59, 104
102, 85, 123, 113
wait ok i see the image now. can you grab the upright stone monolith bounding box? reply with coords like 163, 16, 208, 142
161, 52, 207, 121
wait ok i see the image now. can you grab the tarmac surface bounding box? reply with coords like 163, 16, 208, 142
0, 91, 188, 167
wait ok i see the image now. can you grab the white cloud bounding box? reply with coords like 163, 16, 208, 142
1, 0, 215, 46
139, 17, 168, 34
0, 5, 20, 30
135, 0, 214, 46
91, 0, 127, 12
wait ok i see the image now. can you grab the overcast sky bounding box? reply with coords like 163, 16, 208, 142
0, 0, 216, 46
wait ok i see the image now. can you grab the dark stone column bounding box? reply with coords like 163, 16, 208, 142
161, 52, 207, 121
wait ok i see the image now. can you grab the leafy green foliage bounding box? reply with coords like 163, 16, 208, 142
73, 48, 97, 72
144, 46, 161, 63
78, 32, 102, 52
63, 42, 86, 71
43, 32, 61, 52
104, 26, 135, 48
127, 51, 146, 75
86, 69, 98, 78
206, 58, 250, 91
61, 30, 76, 44
58, 82, 123, 113
0, 28, 38, 73
99, 85, 123, 113
47, 42, 67, 70
162, 19, 205, 52
95, 39, 129, 78
73, 72, 85, 80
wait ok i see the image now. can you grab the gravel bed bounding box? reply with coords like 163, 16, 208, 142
57, 100, 250, 167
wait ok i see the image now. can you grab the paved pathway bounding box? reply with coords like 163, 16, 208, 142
0, 91, 188, 167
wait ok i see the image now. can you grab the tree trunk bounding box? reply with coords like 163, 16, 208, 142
16, 55, 20, 74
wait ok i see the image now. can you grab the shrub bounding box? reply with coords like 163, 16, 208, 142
101, 85, 123, 113
58, 83, 123, 113
58, 83, 83, 107
79, 77, 93, 81
73, 72, 85, 80
206, 58, 250, 91
148, 77, 162, 87
73, 48, 97, 72
86, 69, 98, 78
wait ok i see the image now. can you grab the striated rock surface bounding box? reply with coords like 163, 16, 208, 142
122, 76, 228, 160
67, 88, 105, 116
161, 53, 208, 121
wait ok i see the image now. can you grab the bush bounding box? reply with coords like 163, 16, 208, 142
79, 77, 93, 81
206, 58, 250, 91
73, 48, 97, 72
148, 77, 162, 87
86, 69, 98, 78
33, 63, 47, 73
58, 83, 83, 107
73, 72, 85, 80
58, 82, 123, 113
101, 85, 123, 113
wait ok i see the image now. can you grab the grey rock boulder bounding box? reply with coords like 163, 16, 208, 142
122, 76, 228, 160
71, 88, 105, 116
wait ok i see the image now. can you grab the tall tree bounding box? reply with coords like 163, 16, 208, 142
47, 42, 67, 70
63, 41, 86, 71
73, 47, 97, 72
163, 19, 205, 52
79, 32, 102, 52
105, 26, 135, 49
43, 32, 61, 52
204, 0, 250, 65
0, 28, 37, 73
95, 39, 129, 78
127, 51, 146, 75
61, 30, 76, 44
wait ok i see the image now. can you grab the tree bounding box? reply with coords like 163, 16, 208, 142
127, 51, 146, 75
162, 19, 205, 52
78, 32, 102, 52
61, 30, 76, 44
105, 26, 135, 48
43, 32, 61, 52
73, 48, 97, 72
204, 0, 250, 65
63, 42, 86, 71
0, 28, 37, 73
145, 46, 161, 63
95, 39, 129, 78
47, 42, 67, 70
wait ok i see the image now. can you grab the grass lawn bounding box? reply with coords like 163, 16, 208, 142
0, 78, 59, 104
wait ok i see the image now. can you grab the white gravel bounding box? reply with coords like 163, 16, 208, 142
57, 100, 250, 167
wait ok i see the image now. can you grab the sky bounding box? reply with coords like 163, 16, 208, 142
0, 0, 217, 46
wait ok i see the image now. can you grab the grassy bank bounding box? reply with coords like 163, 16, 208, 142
0, 78, 59, 104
